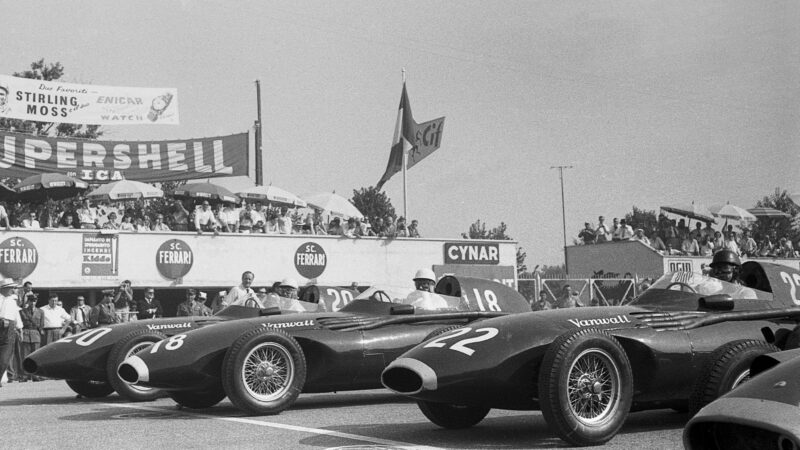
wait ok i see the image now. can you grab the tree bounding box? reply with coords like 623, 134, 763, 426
351, 186, 396, 227
462, 219, 528, 277
751, 188, 798, 242
0, 59, 103, 139
624, 206, 658, 232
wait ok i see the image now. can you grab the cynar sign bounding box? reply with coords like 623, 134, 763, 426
443, 242, 500, 265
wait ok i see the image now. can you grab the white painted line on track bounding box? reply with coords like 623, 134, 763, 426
103, 402, 442, 450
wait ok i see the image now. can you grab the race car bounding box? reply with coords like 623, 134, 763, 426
381, 261, 800, 446
22, 285, 359, 401
117, 276, 530, 414
684, 347, 800, 450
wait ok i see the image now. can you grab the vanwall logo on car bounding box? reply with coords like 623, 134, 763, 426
567, 315, 631, 328
261, 320, 315, 329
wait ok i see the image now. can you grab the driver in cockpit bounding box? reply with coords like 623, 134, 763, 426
700, 249, 757, 299
406, 269, 448, 310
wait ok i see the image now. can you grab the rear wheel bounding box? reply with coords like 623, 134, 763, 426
106, 329, 166, 402
417, 401, 490, 429
66, 379, 115, 398
222, 327, 306, 415
689, 339, 778, 415
168, 384, 227, 409
538, 328, 633, 446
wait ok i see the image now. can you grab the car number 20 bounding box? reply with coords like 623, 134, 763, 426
423, 327, 499, 356
780, 271, 800, 305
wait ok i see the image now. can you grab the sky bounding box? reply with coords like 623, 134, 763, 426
2, 0, 799, 266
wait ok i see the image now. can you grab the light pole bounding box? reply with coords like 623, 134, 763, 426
551, 165, 573, 275
254, 79, 263, 186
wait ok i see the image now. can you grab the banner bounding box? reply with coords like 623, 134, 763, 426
0, 75, 179, 125
0, 130, 248, 182
376, 83, 445, 189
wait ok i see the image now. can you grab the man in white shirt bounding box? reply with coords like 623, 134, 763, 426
40, 294, 72, 346
77, 199, 98, 229
277, 207, 293, 234
219, 204, 239, 233
0, 278, 22, 386
194, 201, 220, 234
405, 268, 447, 310
21, 211, 40, 229
224, 271, 259, 307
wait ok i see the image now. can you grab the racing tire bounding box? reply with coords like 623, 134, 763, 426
106, 329, 166, 402
221, 327, 306, 415
66, 379, 115, 398
417, 401, 490, 429
167, 384, 227, 409
538, 328, 633, 447
688, 339, 779, 416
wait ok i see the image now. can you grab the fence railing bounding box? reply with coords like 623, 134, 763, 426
518, 274, 660, 307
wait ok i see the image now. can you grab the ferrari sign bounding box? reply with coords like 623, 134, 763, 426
0, 237, 38, 279
156, 239, 193, 280
295, 242, 327, 279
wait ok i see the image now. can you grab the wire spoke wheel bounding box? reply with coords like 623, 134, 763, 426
242, 342, 294, 401
566, 348, 620, 425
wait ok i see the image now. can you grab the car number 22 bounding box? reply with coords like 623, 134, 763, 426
423, 327, 498, 356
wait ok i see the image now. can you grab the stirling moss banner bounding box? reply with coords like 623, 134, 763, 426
0, 75, 179, 125
0, 131, 249, 182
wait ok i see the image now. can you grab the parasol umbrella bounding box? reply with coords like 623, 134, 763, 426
86, 179, 164, 202
747, 207, 791, 219
173, 182, 240, 204
709, 203, 757, 222
660, 202, 716, 224
0, 183, 17, 202
302, 192, 364, 219
236, 185, 307, 208
14, 173, 89, 202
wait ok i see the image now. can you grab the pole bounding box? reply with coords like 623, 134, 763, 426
254, 79, 263, 186
401, 68, 408, 219
551, 165, 573, 275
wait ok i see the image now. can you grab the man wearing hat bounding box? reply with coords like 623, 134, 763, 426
70, 296, 91, 334
578, 222, 596, 244
177, 289, 211, 316
0, 278, 22, 386
89, 290, 119, 327
275, 278, 299, 300
40, 294, 72, 346
631, 228, 650, 245
17, 293, 43, 381
406, 269, 448, 310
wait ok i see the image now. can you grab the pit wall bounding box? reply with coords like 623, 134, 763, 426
0, 229, 517, 290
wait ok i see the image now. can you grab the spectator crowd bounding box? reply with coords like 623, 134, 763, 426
0, 196, 423, 239
575, 213, 799, 258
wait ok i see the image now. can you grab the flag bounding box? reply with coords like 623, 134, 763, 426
376, 83, 444, 189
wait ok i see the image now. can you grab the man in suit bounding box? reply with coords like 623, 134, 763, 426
70, 296, 91, 334
136, 288, 163, 320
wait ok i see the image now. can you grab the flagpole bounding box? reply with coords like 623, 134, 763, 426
401, 68, 408, 220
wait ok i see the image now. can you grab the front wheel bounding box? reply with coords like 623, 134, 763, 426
538, 328, 633, 446
66, 379, 115, 398
222, 327, 306, 415
688, 339, 778, 415
107, 329, 166, 402
167, 384, 227, 409
418, 401, 490, 429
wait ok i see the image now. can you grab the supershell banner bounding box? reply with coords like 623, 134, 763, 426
0, 74, 179, 125
0, 130, 248, 182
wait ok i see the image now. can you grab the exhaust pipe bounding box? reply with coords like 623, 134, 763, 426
381, 358, 438, 395
118, 355, 149, 383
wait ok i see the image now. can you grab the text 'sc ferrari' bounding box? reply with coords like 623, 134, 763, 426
381, 261, 800, 446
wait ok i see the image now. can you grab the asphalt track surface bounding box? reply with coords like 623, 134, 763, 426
2, 380, 687, 449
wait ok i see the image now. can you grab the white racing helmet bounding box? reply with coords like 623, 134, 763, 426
279, 277, 299, 290
413, 268, 436, 284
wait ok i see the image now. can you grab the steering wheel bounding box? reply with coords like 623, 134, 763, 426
665, 282, 696, 293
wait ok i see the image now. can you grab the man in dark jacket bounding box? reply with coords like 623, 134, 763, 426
136, 288, 163, 320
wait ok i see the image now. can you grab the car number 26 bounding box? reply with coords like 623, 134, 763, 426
423, 327, 499, 356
